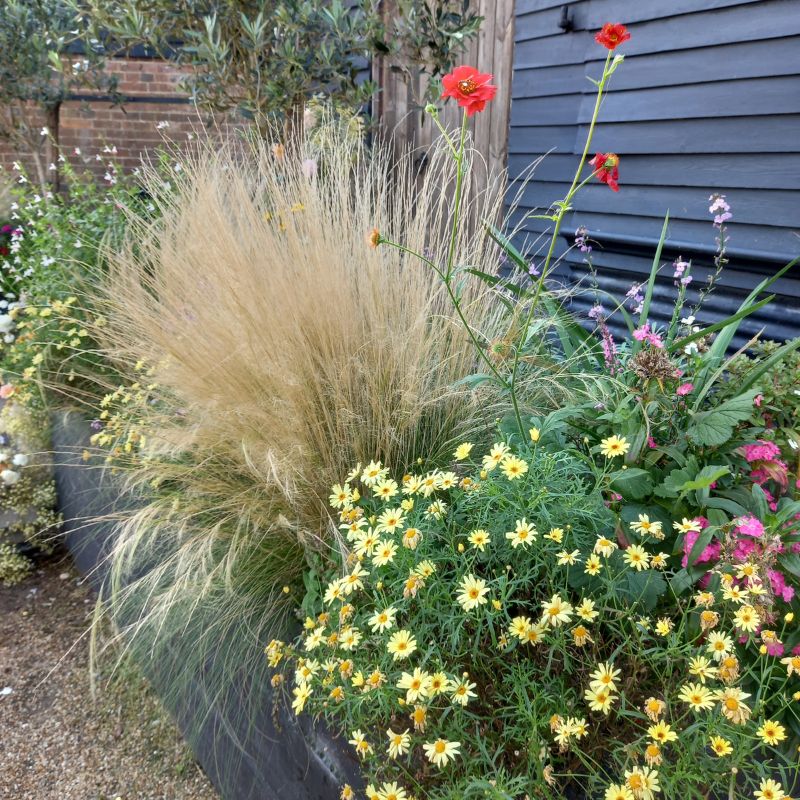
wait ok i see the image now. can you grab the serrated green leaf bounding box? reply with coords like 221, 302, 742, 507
686, 391, 758, 446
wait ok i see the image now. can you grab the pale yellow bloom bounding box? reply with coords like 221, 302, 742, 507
387, 629, 417, 660
457, 573, 490, 612
599, 435, 629, 458
500, 454, 529, 480
468, 528, 491, 551
708, 735, 732, 757
453, 442, 474, 460
754, 778, 786, 800
423, 738, 460, 767
368, 606, 397, 633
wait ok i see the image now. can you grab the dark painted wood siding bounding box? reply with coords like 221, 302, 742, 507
507, 0, 800, 343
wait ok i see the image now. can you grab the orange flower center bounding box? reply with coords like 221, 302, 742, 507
457, 78, 478, 95
435, 740, 447, 753
724, 697, 739, 711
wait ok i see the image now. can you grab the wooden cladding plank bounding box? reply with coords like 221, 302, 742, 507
512, 180, 798, 227
508, 153, 800, 191
574, 76, 800, 123
517, 0, 800, 61
516, 0, 763, 40
515, 37, 800, 95
559, 116, 800, 155
509, 208, 800, 256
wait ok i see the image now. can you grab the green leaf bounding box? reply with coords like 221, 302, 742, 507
680, 465, 730, 493
686, 390, 758, 446
463, 267, 524, 297
654, 467, 692, 499
668, 296, 774, 354
622, 569, 667, 611
452, 372, 502, 390
779, 552, 800, 580
635, 213, 669, 337
609, 468, 653, 500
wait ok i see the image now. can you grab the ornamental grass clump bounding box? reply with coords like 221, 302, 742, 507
81, 119, 510, 759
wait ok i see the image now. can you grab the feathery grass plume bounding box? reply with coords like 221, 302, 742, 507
85, 120, 511, 788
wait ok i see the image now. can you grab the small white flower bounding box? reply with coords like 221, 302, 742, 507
1, 469, 21, 486
12, 454, 29, 467
681, 315, 695, 325
40, 127, 49, 136
789, 439, 799, 451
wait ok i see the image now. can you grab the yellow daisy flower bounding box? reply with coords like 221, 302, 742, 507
368, 606, 397, 633
678, 682, 715, 712
630, 514, 663, 539
605, 784, 634, 800
599, 435, 630, 458
754, 778, 786, 800
590, 662, 621, 693
733, 604, 761, 633
386, 727, 411, 758
688, 655, 718, 683
715, 687, 751, 724
468, 528, 491, 551
756, 719, 786, 746
374, 478, 399, 501
372, 539, 398, 567
500, 454, 529, 480
541, 594, 573, 627
387, 629, 417, 660
456, 574, 490, 611
481, 442, 510, 471
708, 735, 732, 757
584, 686, 615, 715
453, 442, 474, 460
647, 721, 677, 744
422, 738, 460, 767
292, 681, 312, 714
584, 554, 603, 575
451, 678, 477, 706
509, 615, 532, 641
576, 598, 599, 621
594, 536, 618, 557
624, 766, 660, 800
506, 518, 538, 548
378, 781, 408, 800
348, 729, 373, 758
397, 668, 431, 703
623, 544, 650, 571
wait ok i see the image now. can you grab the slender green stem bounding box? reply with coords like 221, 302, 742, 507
381, 237, 506, 384
445, 111, 470, 280
506, 50, 615, 437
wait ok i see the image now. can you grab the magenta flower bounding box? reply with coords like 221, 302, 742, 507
676, 382, 694, 396
735, 515, 765, 538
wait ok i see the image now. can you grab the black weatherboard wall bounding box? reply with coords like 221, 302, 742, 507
507, 0, 800, 343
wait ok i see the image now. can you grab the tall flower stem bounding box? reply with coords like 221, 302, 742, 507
506, 50, 615, 436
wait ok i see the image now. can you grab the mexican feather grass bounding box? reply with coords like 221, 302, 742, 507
87, 123, 510, 783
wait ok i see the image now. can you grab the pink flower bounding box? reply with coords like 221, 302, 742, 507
676, 382, 694, 396
632, 323, 664, 348
742, 440, 781, 462
734, 515, 764, 538
754, 394, 763, 407
647, 436, 657, 449
0, 383, 15, 399
681, 529, 721, 568
768, 569, 795, 603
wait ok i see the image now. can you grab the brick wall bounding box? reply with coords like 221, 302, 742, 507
0, 56, 228, 184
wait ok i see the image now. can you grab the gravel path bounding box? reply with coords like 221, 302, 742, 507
0, 554, 219, 800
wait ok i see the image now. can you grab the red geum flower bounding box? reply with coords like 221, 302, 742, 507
590, 152, 620, 192
595, 23, 631, 50
441, 66, 497, 116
